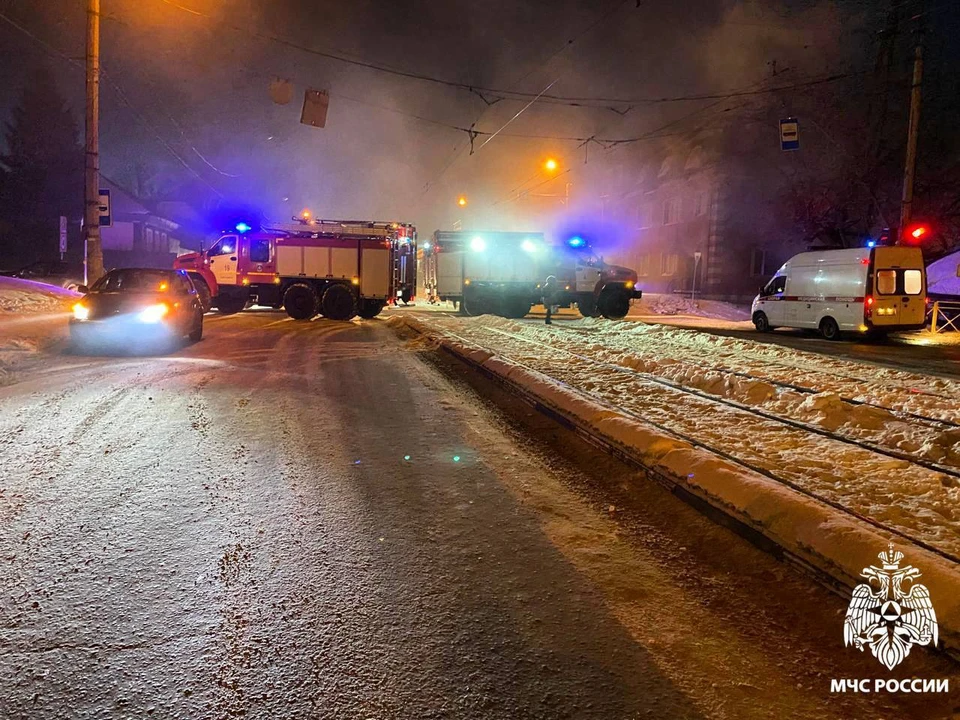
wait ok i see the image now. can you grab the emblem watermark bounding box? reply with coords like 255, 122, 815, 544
830, 544, 950, 695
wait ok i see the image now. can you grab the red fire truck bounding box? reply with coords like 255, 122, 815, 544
173, 219, 417, 320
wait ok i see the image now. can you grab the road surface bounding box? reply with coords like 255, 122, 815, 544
1, 309, 957, 719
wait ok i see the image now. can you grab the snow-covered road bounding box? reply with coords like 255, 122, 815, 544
1, 309, 958, 718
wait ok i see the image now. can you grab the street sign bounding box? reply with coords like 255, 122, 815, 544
59, 216, 67, 255
98, 189, 112, 227
300, 89, 329, 128
780, 118, 800, 151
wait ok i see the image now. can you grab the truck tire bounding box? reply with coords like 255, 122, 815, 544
216, 293, 247, 315
819, 316, 841, 341
192, 276, 212, 313
577, 293, 599, 318
283, 283, 319, 320
358, 299, 385, 319
598, 288, 630, 319
461, 288, 489, 317
322, 284, 357, 321
501, 297, 532, 319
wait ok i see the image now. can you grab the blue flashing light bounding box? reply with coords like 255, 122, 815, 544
235, 222, 252, 234
568, 236, 585, 248
866, 239, 876, 248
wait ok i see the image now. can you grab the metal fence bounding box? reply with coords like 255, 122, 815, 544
929, 300, 960, 333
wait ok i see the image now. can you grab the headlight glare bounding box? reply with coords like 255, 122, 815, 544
73, 303, 89, 321
139, 303, 169, 323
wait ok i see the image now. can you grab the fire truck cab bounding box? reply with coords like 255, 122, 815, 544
174, 219, 416, 320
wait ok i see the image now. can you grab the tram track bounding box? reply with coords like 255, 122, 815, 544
414, 319, 960, 563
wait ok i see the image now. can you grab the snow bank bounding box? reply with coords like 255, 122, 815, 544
630, 292, 751, 322
0, 277, 76, 385
927, 251, 960, 296
397, 314, 960, 657
0, 276, 79, 315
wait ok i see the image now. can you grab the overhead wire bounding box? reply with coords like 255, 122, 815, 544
155, 0, 864, 109
0, 10, 228, 194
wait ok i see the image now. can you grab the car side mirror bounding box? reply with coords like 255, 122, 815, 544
77, 284, 89, 294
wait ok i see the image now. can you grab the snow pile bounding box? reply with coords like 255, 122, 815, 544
0, 277, 75, 385
631, 293, 751, 321
0, 276, 79, 315
395, 313, 960, 654
927, 251, 960, 296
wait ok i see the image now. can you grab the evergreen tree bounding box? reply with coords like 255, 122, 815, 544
0, 64, 83, 264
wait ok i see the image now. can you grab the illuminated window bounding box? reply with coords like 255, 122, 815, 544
876, 270, 897, 295
903, 269, 922, 295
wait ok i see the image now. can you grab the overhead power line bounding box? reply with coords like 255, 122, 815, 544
156, 0, 864, 109
0, 10, 228, 195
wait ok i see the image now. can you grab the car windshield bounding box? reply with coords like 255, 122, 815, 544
91, 269, 176, 293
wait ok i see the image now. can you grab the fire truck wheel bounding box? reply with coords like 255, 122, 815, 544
322, 284, 357, 321
216, 295, 247, 314
192, 278, 212, 313
501, 298, 531, 319
461, 288, 488, 317
283, 283, 319, 320
358, 300, 385, 319
577, 293, 599, 318
598, 289, 630, 319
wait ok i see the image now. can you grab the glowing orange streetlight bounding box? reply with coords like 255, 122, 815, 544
301, 209, 312, 220
544, 158, 559, 172
457, 195, 468, 207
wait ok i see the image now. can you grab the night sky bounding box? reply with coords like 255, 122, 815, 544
1, 0, 954, 239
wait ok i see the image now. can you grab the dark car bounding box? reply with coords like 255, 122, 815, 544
70, 268, 204, 351
0, 260, 85, 290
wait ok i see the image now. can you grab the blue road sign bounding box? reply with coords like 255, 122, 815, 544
780, 118, 799, 151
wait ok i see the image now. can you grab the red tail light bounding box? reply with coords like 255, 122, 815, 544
865, 296, 874, 319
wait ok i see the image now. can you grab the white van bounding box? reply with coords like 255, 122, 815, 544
751, 246, 926, 340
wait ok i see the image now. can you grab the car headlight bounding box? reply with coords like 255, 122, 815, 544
73, 303, 89, 321
138, 303, 169, 323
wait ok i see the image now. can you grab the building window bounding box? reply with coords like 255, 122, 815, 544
146, 228, 155, 251
637, 203, 653, 229
660, 253, 678, 276
662, 198, 680, 225
750, 249, 767, 276
637, 254, 651, 277
693, 191, 708, 217
161, 232, 168, 250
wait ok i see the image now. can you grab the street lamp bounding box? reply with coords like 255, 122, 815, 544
457, 195, 468, 207
544, 158, 558, 172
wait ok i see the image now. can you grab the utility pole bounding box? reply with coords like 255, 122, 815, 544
898, 41, 923, 243
84, 0, 104, 283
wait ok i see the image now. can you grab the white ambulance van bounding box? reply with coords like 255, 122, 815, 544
751, 246, 926, 340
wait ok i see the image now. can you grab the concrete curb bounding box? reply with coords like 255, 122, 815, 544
398, 316, 960, 660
